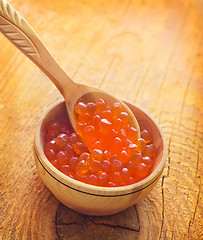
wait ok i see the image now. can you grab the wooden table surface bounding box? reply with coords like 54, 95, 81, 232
0, 0, 202, 239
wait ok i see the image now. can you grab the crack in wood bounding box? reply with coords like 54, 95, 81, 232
192, 181, 201, 221
159, 176, 165, 240
55, 206, 61, 240
167, 136, 171, 177
187, 180, 201, 235
195, 149, 200, 177
57, 222, 84, 226
91, 220, 140, 232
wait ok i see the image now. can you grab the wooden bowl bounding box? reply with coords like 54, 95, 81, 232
34, 100, 166, 216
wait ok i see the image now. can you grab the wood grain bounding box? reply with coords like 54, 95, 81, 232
0, 0, 202, 239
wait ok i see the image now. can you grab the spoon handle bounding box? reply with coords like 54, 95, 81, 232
0, 0, 76, 96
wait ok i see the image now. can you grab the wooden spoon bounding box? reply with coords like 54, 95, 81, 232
0, 0, 140, 135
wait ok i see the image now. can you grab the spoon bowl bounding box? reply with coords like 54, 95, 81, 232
34, 100, 166, 216
0, 0, 140, 136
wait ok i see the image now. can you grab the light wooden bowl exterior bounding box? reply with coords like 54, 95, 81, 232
34, 100, 166, 216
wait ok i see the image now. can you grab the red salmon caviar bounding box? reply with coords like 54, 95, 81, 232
141, 130, 152, 143
74, 102, 86, 115
118, 150, 129, 164
57, 151, 69, 165
46, 132, 58, 142
65, 143, 75, 156
111, 102, 122, 116
76, 160, 89, 174
45, 99, 157, 187
86, 102, 96, 114
95, 99, 106, 112
55, 134, 69, 147
45, 149, 56, 161
98, 172, 108, 186
47, 122, 61, 133
74, 142, 88, 155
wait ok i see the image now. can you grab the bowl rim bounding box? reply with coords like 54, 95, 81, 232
34, 99, 167, 196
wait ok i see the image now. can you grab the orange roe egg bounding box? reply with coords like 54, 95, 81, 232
86, 174, 98, 185
50, 159, 59, 168
91, 140, 103, 151
46, 139, 59, 152
89, 159, 102, 172
55, 133, 69, 147
110, 137, 123, 154
121, 167, 131, 181
79, 112, 91, 124
65, 143, 75, 156
99, 118, 112, 132
45, 149, 56, 161
60, 165, 70, 175
76, 160, 89, 174
130, 152, 142, 165
144, 144, 157, 158
83, 125, 95, 137
69, 156, 79, 169
79, 152, 91, 161
57, 151, 69, 165
91, 149, 103, 161
111, 102, 122, 116
142, 156, 154, 168
75, 172, 87, 182
135, 163, 150, 179
86, 102, 96, 114
47, 121, 61, 133
102, 160, 111, 173
46, 131, 58, 142
118, 111, 130, 123
110, 172, 122, 185
74, 102, 86, 115
69, 133, 81, 145
74, 142, 88, 155
141, 130, 152, 143
95, 98, 106, 112
92, 114, 101, 127
103, 150, 111, 161
125, 161, 136, 175
126, 143, 138, 155
127, 127, 138, 142
76, 122, 87, 135
59, 123, 72, 135
136, 138, 146, 152
111, 159, 122, 172
113, 118, 123, 131
100, 110, 113, 122
98, 172, 108, 186
118, 150, 129, 164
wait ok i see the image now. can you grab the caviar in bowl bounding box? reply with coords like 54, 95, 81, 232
34, 100, 166, 216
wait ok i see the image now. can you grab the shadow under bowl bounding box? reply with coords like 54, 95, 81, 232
34, 100, 166, 216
